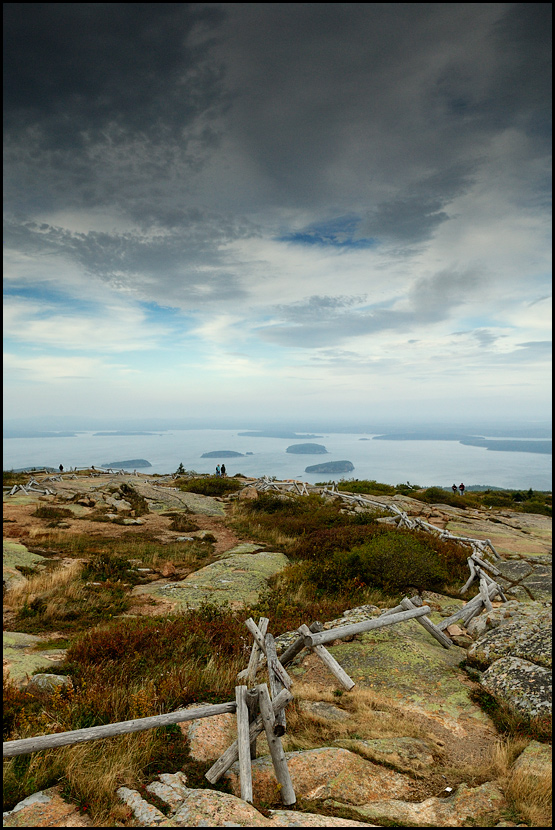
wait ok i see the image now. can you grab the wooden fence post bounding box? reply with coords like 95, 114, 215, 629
205, 688, 293, 784
256, 684, 296, 806
235, 686, 253, 803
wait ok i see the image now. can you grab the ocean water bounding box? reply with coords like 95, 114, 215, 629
3, 430, 552, 490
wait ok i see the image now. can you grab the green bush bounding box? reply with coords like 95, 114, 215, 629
178, 476, 242, 497
337, 479, 396, 495
302, 529, 464, 596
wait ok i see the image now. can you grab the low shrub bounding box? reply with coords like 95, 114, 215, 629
301, 529, 467, 597
178, 476, 242, 497
31, 505, 74, 520
336, 479, 397, 495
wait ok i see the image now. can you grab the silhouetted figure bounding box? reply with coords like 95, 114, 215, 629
59, 464, 64, 473
216, 465, 221, 477
221, 464, 226, 477
452, 483, 458, 495
459, 482, 465, 496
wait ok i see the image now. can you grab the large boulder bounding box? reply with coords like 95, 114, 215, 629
467, 611, 552, 669
480, 656, 552, 719
3, 787, 91, 827
118, 772, 378, 827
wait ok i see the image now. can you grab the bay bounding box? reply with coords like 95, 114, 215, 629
3, 429, 551, 490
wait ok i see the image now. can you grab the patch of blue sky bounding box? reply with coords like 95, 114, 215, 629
455, 316, 511, 330
277, 215, 377, 249
138, 300, 195, 329
3, 284, 101, 317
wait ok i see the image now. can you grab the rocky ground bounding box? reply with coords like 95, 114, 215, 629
3, 472, 552, 827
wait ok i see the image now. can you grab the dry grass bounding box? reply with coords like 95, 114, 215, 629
503, 743, 552, 827
283, 682, 432, 754
3, 731, 162, 825
4, 560, 83, 611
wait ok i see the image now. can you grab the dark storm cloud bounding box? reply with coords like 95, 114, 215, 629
216, 4, 550, 216
3, 3, 225, 140
3, 3, 228, 217
3, 3, 552, 273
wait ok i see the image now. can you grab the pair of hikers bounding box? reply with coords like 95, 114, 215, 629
215, 464, 226, 477
452, 482, 465, 495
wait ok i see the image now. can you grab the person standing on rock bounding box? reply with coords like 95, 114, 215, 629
459, 482, 465, 496
221, 464, 226, 477
452, 483, 458, 495
59, 464, 64, 473
215, 465, 221, 477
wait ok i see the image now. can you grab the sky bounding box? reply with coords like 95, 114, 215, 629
3, 3, 552, 427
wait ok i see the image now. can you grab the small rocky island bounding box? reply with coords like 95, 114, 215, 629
201, 450, 245, 458
286, 443, 328, 454
305, 460, 355, 473
102, 459, 152, 468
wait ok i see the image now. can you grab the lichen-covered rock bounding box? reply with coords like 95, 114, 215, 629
467, 612, 552, 669
225, 747, 414, 805
334, 737, 435, 774
299, 700, 351, 722
3, 540, 47, 590
3, 787, 91, 827
480, 656, 552, 718
134, 550, 289, 610
466, 600, 545, 639
508, 740, 552, 806
3, 632, 67, 686
25, 673, 73, 694
123, 772, 378, 827
332, 780, 507, 826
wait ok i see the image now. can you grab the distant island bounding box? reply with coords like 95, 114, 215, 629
305, 460, 355, 473
286, 443, 328, 454
94, 431, 160, 436
11, 466, 58, 473
238, 431, 322, 439
102, 459, 152, 468
3, 430, 77, 439
201, 450, 245, 458
373, 433, 551, 455
459, 438, 552, 455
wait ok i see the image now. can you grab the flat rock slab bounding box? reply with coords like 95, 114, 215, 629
3, 786, 91, 827
467, 612, 552, 669
133, 550, 289, 610
445, 515, 551, 560
334, 737, 435, 774
335, 780, 507, 827
226, 747, 415, 805
299, 620, 491, 736
3, 540, 48, 589
3, 632, 67, 686
480, 656, 552, 719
